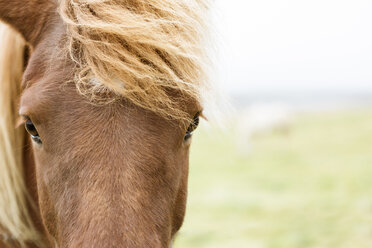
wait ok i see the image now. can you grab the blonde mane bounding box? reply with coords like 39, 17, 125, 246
0, 23, 43, 247
59, 0, 211, 121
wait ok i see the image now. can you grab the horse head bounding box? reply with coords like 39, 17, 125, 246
0, 0, 210, 247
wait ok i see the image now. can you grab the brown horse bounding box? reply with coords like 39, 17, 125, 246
0, 0, 210, 247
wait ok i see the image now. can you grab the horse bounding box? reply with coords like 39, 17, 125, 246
0, 0, 211, 247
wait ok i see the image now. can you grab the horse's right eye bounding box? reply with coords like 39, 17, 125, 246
25, 118, 42, 144
184, 112, 200, 141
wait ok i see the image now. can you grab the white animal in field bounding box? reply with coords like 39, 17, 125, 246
235, 103, 293, 154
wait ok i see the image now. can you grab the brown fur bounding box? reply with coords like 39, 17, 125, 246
0, 0, 209, 247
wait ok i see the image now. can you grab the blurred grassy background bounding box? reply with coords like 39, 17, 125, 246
174, 109, 372, 248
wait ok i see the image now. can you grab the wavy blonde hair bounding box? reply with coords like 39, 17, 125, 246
0, 23, 44, 247
59, 0, 211, 121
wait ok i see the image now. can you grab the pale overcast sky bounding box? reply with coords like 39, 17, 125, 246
213, 0, 372, 94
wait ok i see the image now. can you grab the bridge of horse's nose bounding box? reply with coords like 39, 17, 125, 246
63, 205, 168, 248
56, 157, 174, 248
50, 107, 180, 248
60, 190, 170, 248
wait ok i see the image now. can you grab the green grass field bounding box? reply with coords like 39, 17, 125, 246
174, 109, 372, 248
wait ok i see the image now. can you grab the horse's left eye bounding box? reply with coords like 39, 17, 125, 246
25, 118, 42, 144
184, 113, 200, 141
